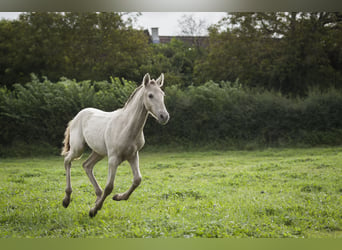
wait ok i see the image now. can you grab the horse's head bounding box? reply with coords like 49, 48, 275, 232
142, 73, 169, 125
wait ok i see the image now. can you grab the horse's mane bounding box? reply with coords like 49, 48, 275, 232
124, 84, 144, 108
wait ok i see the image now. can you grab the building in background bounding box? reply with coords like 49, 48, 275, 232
147, 27, 209, 47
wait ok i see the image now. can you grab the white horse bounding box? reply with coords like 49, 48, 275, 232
61, 73, 169, 217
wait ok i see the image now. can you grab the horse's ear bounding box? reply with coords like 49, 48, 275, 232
143, 73, 151, 86
156, 73, 164, 87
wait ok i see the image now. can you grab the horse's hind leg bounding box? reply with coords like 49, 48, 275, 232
83, 151, 104, 203
62, 152, 74, 208
62, 115, 85, 208
62, 146, 84, 208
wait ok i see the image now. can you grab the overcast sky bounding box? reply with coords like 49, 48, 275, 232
131, 12, 226, 35
0, 12, 226, 36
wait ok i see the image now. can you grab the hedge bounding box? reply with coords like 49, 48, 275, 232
1, 76, 342, 156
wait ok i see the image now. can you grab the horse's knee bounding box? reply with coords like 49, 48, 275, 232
104, 184, 114, 196
133, 176, 142, 187
65, 187, 72, 195
82, 161, 89, 170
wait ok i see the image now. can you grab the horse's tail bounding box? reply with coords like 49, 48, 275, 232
61, 121, 71, 156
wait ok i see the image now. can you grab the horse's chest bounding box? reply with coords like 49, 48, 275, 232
122, 145, 137, 159
115, 136, 145, 160
119, 143, 138, 160
105, 117, 145, 159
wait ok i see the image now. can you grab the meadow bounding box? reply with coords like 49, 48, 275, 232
0, 147, 341, 238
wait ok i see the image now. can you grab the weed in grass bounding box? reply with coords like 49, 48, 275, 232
161, 190, 204, 200
301, 184, 324, 193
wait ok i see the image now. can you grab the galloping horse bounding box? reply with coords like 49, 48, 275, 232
61, 73, 169, 217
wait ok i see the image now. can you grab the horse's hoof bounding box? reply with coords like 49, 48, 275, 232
62, 198, 70, 208
113, 194, 128, 201
89, 208, 97, 218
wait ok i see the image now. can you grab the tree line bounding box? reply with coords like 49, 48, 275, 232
1, 12, 342, 95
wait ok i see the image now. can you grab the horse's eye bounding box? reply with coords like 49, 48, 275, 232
148, 94, 154, 99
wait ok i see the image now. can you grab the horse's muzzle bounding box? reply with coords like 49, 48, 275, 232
158, 111, 169, 125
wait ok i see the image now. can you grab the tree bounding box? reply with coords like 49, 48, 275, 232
177, 14, 208, 36
140, 37, 206, 87
0, 12, 151, 87
196, 12, 342, 95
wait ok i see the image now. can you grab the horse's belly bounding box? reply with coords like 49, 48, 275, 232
82, 110, 110, 156
86, 138, 107, 156
84, 129, 107, 156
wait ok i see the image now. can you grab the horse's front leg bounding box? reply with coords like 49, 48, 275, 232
113, 151, 142, 201
89, 156, 120, 218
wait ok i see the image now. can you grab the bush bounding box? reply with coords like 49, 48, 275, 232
145, 80, 342, 148
1, 76, 342, 156
0, 75, 135, 156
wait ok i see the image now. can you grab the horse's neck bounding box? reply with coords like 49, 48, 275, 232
122, 88, 148, 138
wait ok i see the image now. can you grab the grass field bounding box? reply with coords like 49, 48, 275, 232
0, 147, 341, 238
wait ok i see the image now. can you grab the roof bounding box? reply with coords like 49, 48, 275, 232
144, 28, 209, 47
159, 36, 209, 47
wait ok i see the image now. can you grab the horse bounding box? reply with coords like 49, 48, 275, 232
61, 73, 169, 217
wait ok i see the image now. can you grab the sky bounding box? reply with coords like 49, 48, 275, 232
130, 12, 226, 35
0, 12, 226, 36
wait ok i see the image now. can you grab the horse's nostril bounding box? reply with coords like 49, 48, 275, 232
158, 112, 169, 124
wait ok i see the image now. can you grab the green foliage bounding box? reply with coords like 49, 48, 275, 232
140, 38, 206, 86
0, 12, 150, 87
2, 76, 342, 156
0, 148, 341, 238
0, 75, 135, 154
1, 12, 341, 97
148, 80, 342, 148
198, 12, 342, 95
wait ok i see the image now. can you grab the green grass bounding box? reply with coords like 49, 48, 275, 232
0, 147, 341, 238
